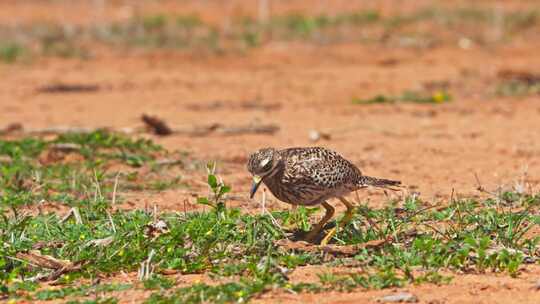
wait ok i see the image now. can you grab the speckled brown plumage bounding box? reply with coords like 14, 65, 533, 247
247, 146, 400, 244
247, 147, 399, 205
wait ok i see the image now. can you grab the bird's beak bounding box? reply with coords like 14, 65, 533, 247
250, 175, 263, 199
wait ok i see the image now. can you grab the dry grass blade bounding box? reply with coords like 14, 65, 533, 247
138, 249, 156, 281
26, 126, 98, 136
0, 155, 13, 163
49, 143, 82, 153
86, 236, 114, 247
61, 207, 83, 225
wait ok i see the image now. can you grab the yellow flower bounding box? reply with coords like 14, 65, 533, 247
79, 234, 86, 240
432, 91, 447, 103
235, 291, 245, 298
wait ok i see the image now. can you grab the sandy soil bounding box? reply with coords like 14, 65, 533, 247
2, 1, 540, 303
254, 265, 540, 304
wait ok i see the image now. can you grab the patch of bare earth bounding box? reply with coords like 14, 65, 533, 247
255, 265, 540, 304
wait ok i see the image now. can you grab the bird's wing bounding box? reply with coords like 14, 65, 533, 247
282, 147, 358, 190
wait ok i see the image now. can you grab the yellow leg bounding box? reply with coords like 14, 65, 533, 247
338, 197, 355, 227
320, 197, 355, 245
304, 201, 334, 242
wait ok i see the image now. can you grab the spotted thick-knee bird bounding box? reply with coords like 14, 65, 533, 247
247, 147, 400, 244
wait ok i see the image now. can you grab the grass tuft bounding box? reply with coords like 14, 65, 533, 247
1, 133, 539, 303
352, 90, 452, 104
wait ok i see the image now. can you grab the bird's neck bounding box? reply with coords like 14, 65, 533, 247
262, 162, 284, 187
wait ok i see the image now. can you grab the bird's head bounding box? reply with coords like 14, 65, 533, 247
246, 147, 280, 199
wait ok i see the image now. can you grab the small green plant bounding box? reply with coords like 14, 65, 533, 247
31, 283, 130, 301
176, 15, 202, 29
0, 43, 25, 63
196, 163, 231, 211
142, 15, 168, 31
495, 80, 540, 97
352, 90, 451, 104
2, 132, 539, 303
143, 275, 175, 290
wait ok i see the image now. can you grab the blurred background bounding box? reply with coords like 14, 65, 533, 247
1, 0, 540, 207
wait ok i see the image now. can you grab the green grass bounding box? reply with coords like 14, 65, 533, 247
0, 43, 26, 63
33, 283, 130, 301
352, 90, 452, 104
1, 132, 539, 303
495, 80, 540, 97
0, 130, 181, 209
0, 6, 539, 61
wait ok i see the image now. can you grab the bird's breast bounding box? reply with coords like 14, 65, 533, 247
262, 178, 295, 204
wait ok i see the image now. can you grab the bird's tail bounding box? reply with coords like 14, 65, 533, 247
358, 175, 401, 188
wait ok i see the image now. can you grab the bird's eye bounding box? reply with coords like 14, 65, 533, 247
259, 158, 272, 171
262, 160, 272, 170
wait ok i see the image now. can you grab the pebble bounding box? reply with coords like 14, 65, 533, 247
377, 292, 419, 303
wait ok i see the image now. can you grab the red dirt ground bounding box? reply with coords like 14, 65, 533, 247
2, 1, 540, 303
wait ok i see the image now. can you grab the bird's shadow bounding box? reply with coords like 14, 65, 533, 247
284, 221, 337, 244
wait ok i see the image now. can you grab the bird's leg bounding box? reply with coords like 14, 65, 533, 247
320, 197, 355, 245
338, 197, 355, 227
304, 201, 334, 243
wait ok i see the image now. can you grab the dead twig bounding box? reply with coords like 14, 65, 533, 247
15, 250, 83, 282
217, 123, 279, 135
37, 83, 100, 94
141, 114, 173, 136
0, 122, 23, 135
173, 123, 221, 136
474, 172, 498, 196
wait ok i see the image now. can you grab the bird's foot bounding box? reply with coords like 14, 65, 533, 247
301, 229, 319, 243
320, 227, 337, 246
300, 222, 336, 244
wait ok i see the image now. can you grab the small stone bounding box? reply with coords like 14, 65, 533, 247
533, 279, 540, 290
377, 292, 419, 303
458, 37, 473, 49
308, 130, 331, 142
